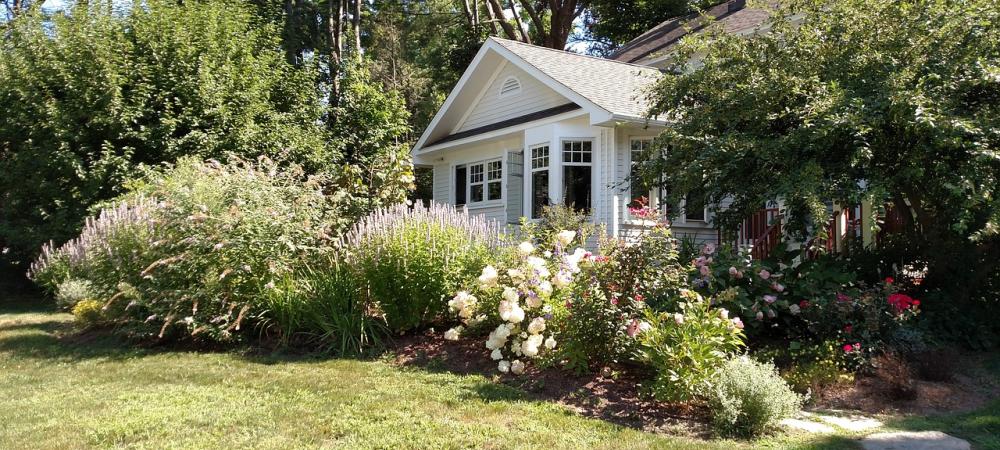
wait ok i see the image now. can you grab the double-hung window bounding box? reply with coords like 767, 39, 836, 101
457, 159, 502, 206
530, 145, 550, 218
562, 140, 593, 213
629, 138, 654, 209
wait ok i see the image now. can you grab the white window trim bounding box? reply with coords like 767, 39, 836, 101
560, 139, 595, 215
528, 143, 551, 219
466, 158, 504, 208
625, 137, 659, 224
680, 194, 710, 224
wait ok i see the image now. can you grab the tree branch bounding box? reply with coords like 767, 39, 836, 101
487, 0, 519, 40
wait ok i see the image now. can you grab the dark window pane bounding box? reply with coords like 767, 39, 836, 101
532, 170, 549, 219
563, 166, 592, 213
487, 181, 502, 201
685, 188, 707, 221
471, 184, 484, 203
455, 166, 467, 206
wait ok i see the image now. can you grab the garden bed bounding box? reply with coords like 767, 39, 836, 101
393, 331, 712, 437
394, 331, 1000, 437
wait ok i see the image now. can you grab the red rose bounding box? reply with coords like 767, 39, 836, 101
799, 300, 810, 309
885, 277, 894, 284
634, 294, 645, 302
843, 344, 854, 353
844, 324, 853, 333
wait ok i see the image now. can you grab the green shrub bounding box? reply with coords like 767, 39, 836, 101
519, 204, 595, 248
30, 156, 346, 343
71, 299, 105, 327
342, 202, 506, 332
708, 356, 802, 438
556, 223, 687, 372
54, 279, 96, 310
638, 289, 746, 402
755, 340, 853, 395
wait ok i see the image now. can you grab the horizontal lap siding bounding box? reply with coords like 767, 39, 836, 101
457, 64, 568, 133
433, 163, 450, 203
468, 205, 506, 226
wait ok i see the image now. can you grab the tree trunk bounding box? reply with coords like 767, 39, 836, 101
518, 0, 547, 44
487, 0, 519, 40
352, 0, 361, 54
328, 0, 344, 109
508, 0, 530, 43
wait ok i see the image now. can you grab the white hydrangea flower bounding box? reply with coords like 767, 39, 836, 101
507, 268, 524, 280
789, 304, 801, 315
444, 326, 463, 341
536, 281, 553, 297
719, 308, 729, 320
544, 335, 557, 349
555, 230, 577, 247
511, 359, 526, 375
502, 286, 519, 303
498, 360, 511, 373
521, 334, 544, 357
527, 317, 546, 334
525, 295, 543, 309
478, 265, 499, 288
552, 271, 573, 289
490, 348, 504, 360
517, 241, 535, 256
674, 313, 685, 325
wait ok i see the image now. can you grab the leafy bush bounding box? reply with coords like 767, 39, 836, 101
638, 289, 746, 402
71, 299, 105, 328
557, 221, 687, 372
757, 340, 853, 395
689, 244, 921, 368
343, 202, 506, 332
446, 234, 586, 374
519, 204, 596, 248
708, 357, 802, 438
30, 157, 345, 343
913, 347, 957, 382
0, 0, 334, 267
55, 279, 96, 310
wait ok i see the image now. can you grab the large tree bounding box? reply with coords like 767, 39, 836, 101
0, 0, 334, 269
642, 0, 1000, 300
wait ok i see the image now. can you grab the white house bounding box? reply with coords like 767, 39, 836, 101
411, 0, 787, 248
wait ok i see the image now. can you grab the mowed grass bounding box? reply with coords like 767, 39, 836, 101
0, 297, 861, 450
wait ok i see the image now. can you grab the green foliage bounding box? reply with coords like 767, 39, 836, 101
0, 0, 333, 268
342, 203, 506, 332
644, 0, 1000, 303
333, 57, 415, 219
756, 340, 853, 394
707, 357, 803, 438
54, 279, 96, 310
557, 277, 635, 373
519, 204, 596, 249
596, 224, 687, 312
585, 0, 723, 55
638, 289, 745, 402
30, 157, 345, 343
71, 299, 105, 328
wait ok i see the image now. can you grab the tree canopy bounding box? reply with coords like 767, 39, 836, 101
642, 0, 1000, 298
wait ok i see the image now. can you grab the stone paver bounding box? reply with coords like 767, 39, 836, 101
780, 418, 836, 433
861, 431, 971, 450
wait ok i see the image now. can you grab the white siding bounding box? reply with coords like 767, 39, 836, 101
468, 205, 506, 226
432, 163, 450, 203
456, 63, 570, 133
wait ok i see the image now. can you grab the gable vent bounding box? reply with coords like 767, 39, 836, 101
499, 77, 521, 97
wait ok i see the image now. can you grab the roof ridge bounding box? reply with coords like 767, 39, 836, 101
489, 37, 663, 72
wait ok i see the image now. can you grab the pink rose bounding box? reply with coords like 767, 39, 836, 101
759, 269, 771, 280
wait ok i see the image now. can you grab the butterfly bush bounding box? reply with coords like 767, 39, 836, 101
446, 230, 588, 374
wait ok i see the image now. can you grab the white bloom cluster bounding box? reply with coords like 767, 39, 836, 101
446, 234, 592, 375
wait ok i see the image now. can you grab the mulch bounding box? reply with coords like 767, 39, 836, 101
392, 331, 1000, 435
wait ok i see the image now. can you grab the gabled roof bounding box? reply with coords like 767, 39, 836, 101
611, 0, 771, 65
491, 38, 663, 121
411, 38, 663, 155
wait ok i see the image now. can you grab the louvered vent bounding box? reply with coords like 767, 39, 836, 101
499, 77, 521, 97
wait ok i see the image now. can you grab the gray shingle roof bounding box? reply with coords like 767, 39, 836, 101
492, 38, 663, 120
610, 0, 770, 65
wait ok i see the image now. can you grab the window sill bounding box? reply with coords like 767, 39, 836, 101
623, 219, 660, 227
466, 200, 504, 210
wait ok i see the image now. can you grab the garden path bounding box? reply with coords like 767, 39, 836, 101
781, 410, 972, 450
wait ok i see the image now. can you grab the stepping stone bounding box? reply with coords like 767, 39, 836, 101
815, 414, 883, 432
780, 418, 836, 433
861, 431, 971, 450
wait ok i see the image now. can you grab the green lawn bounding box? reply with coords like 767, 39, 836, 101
0, 297, 913, 449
